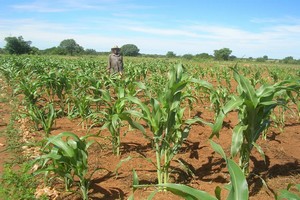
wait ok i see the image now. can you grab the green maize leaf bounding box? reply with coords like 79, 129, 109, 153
256, 84, 276, 97
111, 114, 120, 132
185, 117, 211, 126
100, 89, 111, 103
234, 70, 258, 107
123, 110, 144, 118
36, 151, 62, 162
253, 120, 270, 141
170, 101, 180, 111
182, 126, 191, 140
119, 114, 146, 135
67, 139, 78, 149
214, 186, 222, 200
170, 81, 188, 95
115, 156, 132, 177
81, 149, 88, 162
222, 96, 243, 114
252, 142, 265, 162
190, 78, 214, 91
87, 97, 102, 102
147, 189, 160, 200
80, 141, 94, 149
127, 96, 151, 119
226, 159, 249, 200
278, 189, 300, 200
259, 100, 277, 106
128, 195, 134, 200
46, 132, 81, 154
132, 169, 139, 187
135, 81, 147, 90
178, 107, 186, 119
156, 183, 218, 200
48, 138, 75, 158
56, 132, 81, 141
101, 121, 111, 130
286, 90, 297, 104
118, 87, 125, 98
209, 139, 227, 160
152, 97, 161, 112
182, 93, 197, 101
261, 104, 278, 118
231, 124, 248, 158
211, 111, 225, 138
34, 167, 72, 178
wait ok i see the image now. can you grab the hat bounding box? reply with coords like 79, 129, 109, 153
111, 45, 120, 50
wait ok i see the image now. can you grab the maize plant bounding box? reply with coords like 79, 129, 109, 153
0, 60, 22, 86
88, 78, 103, 112
27, 103, 56, 136
97, 87, 127, 156
126, 64, 200, 185
130, 140, 249, 200
277, 183, 300, 200
14, 76, 41, 107
34, 132, 96, 200
38, 69, 71, 114
211, 67, 300, 176
209, 86, 230, 119
91, 82, 144, 156
68, 78, 92, 128
38, 70, 57, 102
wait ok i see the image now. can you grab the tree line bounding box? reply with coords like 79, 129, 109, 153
1, 36, 140, 57
1, 35, 299, 63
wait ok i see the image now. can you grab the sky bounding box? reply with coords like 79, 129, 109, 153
0, 0, 300, 59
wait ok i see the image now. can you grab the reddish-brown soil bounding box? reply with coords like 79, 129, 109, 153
1, 92, 300, 200
0, 99, 11, 173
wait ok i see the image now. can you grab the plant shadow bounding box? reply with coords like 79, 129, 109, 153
89, 171, 126, 200
248, 156, 300, 197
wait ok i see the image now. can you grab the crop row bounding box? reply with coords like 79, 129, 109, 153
0, 55, 299, 199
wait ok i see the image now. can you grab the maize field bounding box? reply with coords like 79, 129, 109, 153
0, 55, 299, 200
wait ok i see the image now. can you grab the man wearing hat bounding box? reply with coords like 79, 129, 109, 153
107, 45, 124, 75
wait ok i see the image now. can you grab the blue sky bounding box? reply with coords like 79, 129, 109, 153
1, 0, 300, 59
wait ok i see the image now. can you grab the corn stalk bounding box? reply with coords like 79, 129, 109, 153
126, 64, 200, 185
34, 132, 97, 200
211, 67, 300, 176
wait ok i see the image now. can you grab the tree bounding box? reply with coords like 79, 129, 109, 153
182, 54, 193, 60
256, 57, 266, 62
195, 53, 213, 60
85, 49, 97, 55
256, 55, 269, 62
41, 47, 66, 55
30, 46, 40, 55
4, 36, 32, 54
166, 51, 176, 58
263, 55, 268, 60
281, 56, 296, 64
120, 44, 139, 56
214, 48, 232, 61
229, 55, 237, 60
58, 39, 84, 55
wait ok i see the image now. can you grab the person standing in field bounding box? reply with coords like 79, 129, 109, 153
107, 45, 124, 75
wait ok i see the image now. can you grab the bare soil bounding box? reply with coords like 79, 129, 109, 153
0, 91, 300, 200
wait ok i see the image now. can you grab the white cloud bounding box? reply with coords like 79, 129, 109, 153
250, 16, 300, 24
1, 16, 300, 59
126, 26, 204, 38
10, 0, 153, 13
